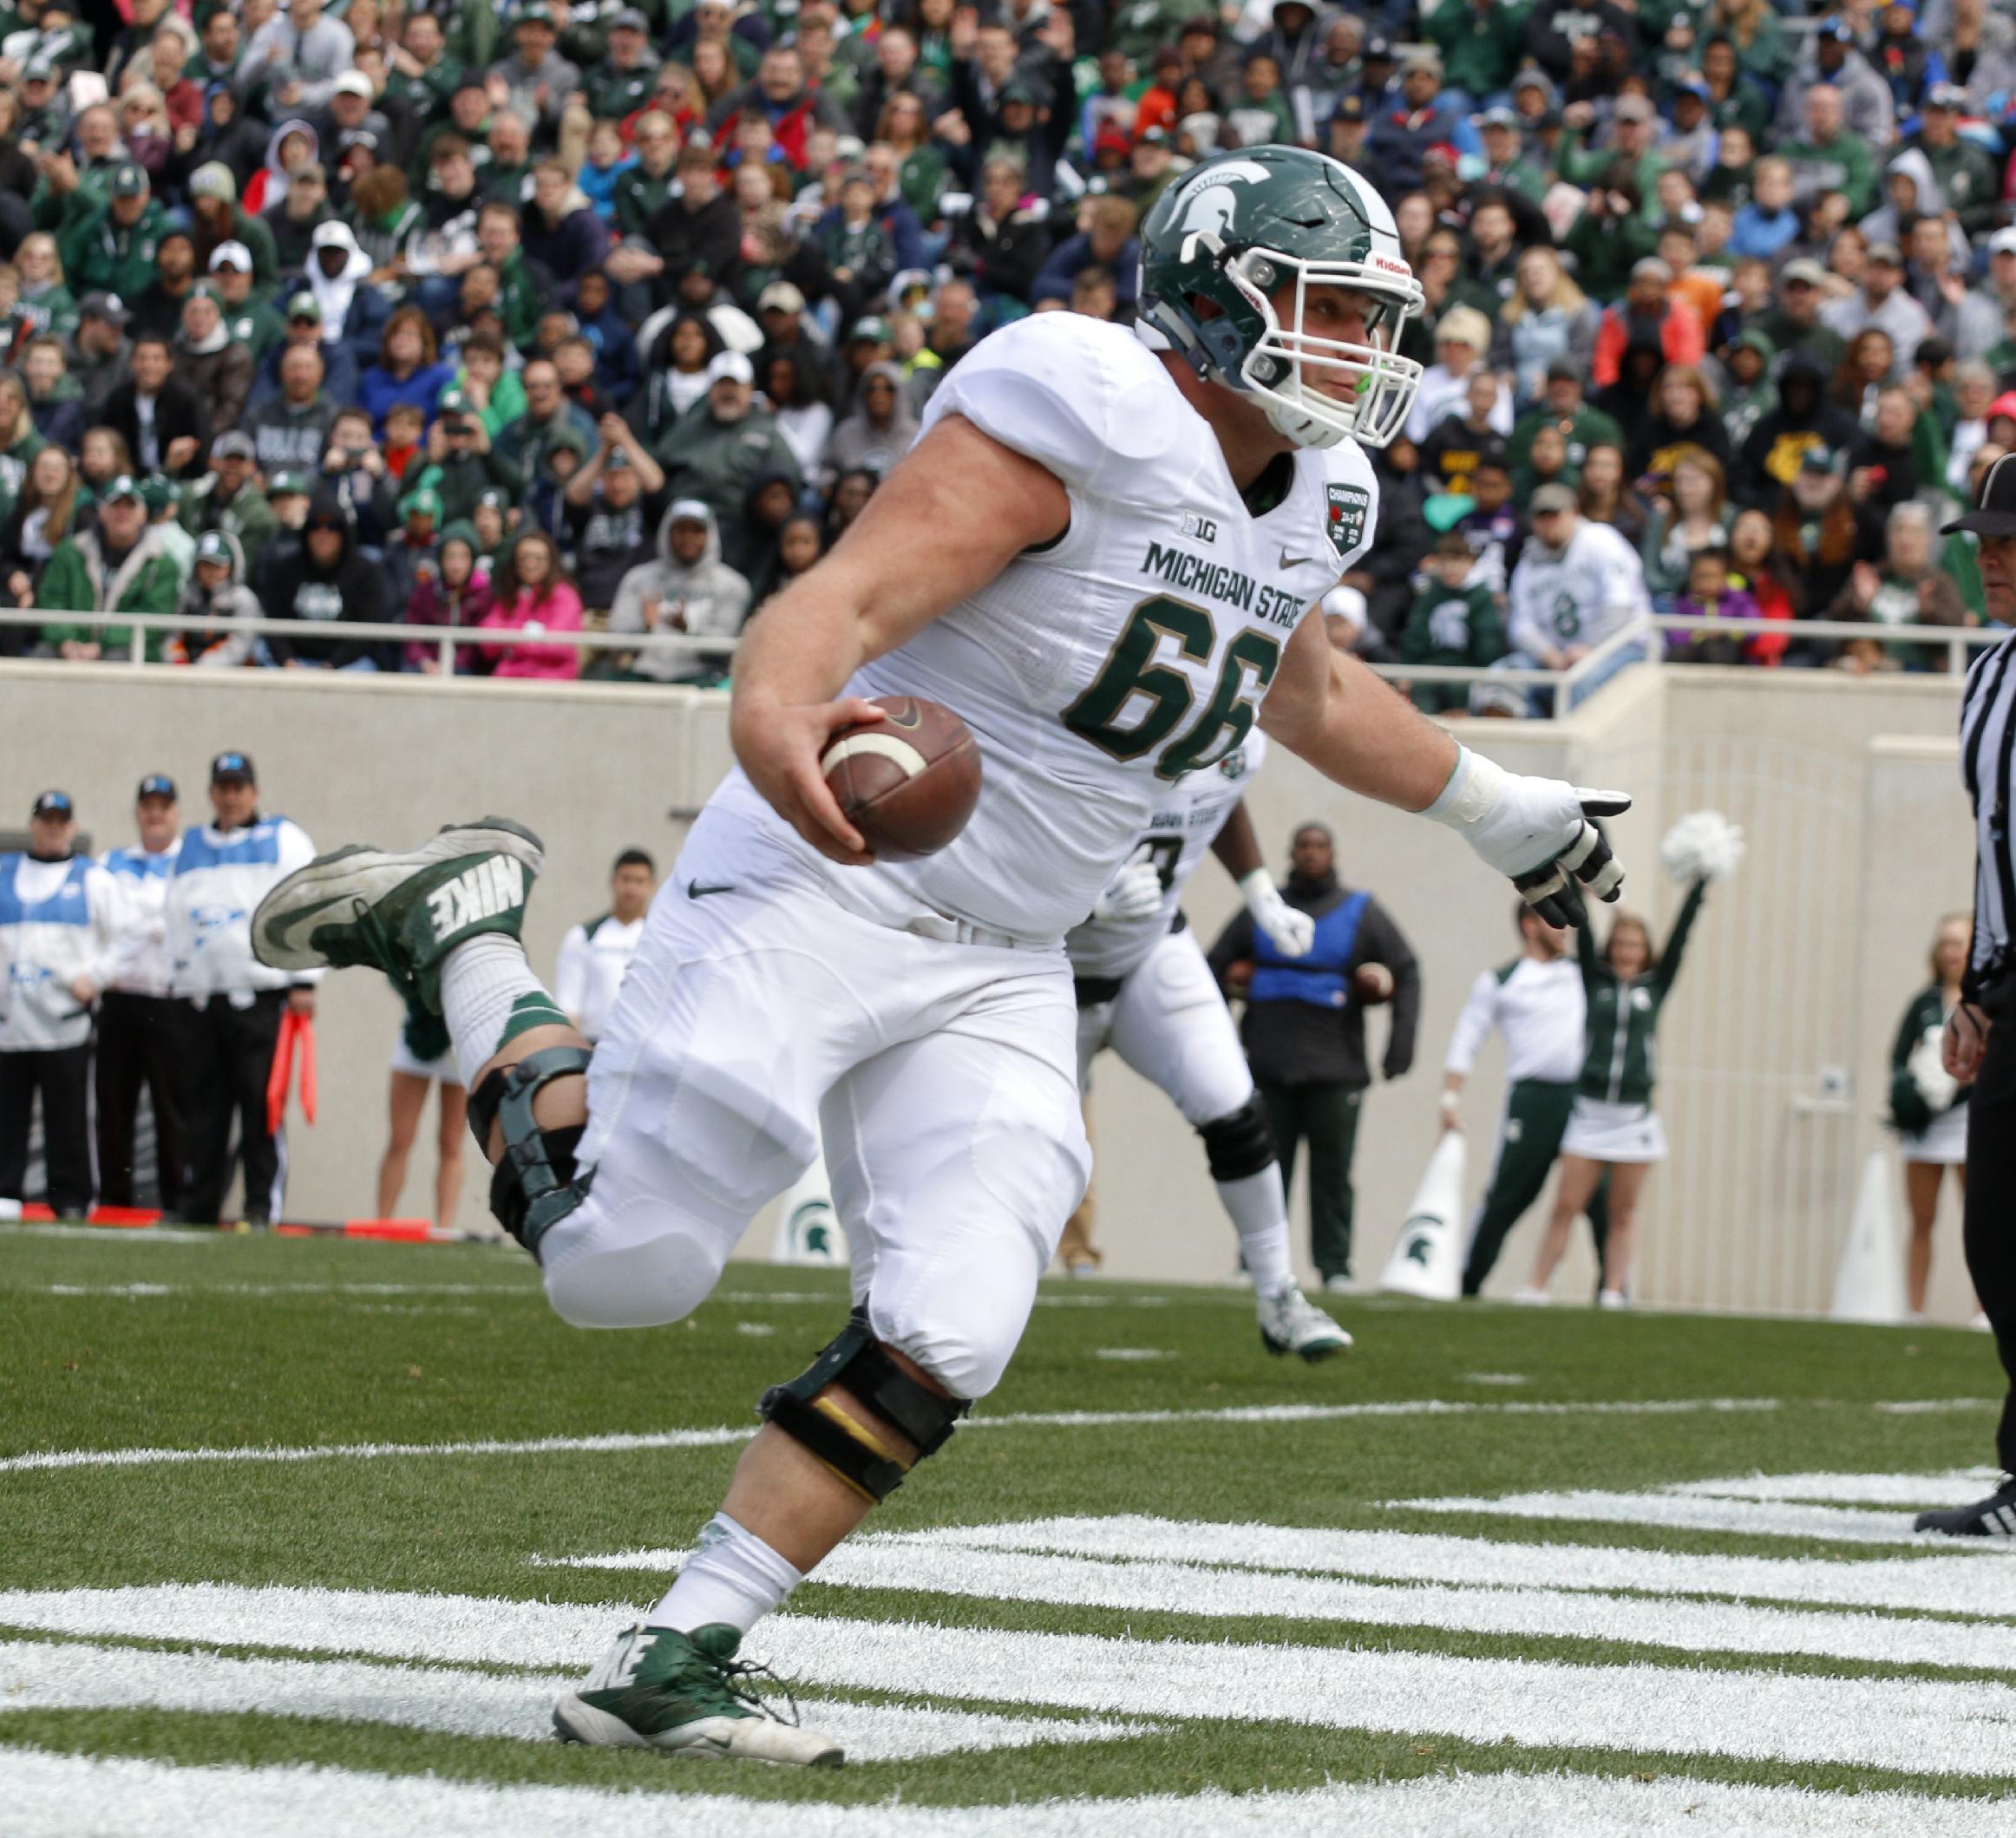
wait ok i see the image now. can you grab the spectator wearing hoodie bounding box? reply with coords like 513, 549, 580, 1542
402, 520, 489, 673
710, 46, 844, 173
608, 498, 751, 684
819, 361, 918, 494
304, 219, 390, 368
475, 530, 583, 679
195, 433, 278, 580
243, 118, 317, 219
36, 474, 183, 662
259, 496, 388, 669
170, 528, 260, 667
381, 487, 445, 627
261, 156, 333, 276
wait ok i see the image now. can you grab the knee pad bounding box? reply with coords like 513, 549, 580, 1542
468, 1046, 594, 1259
758, 1311, 971, 1504
1198, 1098, 1276, 1183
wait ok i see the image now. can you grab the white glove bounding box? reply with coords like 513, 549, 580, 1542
1424, 746, 1630, 926
1240, 869, 1315, 956
1091, 858, 1165, 924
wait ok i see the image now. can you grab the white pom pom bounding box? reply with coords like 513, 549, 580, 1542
1660, 809, 1745, 885
1909, 1024, 1959, 1115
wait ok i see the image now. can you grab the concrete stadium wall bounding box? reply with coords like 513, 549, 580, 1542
0, 658, 1980, 1319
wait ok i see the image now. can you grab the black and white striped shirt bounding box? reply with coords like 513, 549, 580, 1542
1961, 630, 2016, 1000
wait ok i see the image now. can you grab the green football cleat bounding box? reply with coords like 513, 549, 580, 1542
553, 1622, 843, 1766
251, 819, 545, 1011
1257, 1282, 1353, 1361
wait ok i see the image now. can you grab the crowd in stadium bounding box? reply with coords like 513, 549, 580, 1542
0, 0, 2001, 702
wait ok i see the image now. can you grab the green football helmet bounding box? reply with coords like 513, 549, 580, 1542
1137, 146, 1425, 450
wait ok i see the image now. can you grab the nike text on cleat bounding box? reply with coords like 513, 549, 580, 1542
1257, 1283, 1353, 1361
553, 1622, 843, 1766
1913, 1476, 2016, 1538
251, 818, 544, 1011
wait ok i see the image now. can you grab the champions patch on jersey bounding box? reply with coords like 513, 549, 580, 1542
1325, 483, 1371, 562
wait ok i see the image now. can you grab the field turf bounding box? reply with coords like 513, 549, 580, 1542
3, 1225, 2013, 1834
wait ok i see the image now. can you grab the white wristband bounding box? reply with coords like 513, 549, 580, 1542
1438, 1089, 1461, 1115
1238, 868, 1273, 903
1422, 744, 1506, 832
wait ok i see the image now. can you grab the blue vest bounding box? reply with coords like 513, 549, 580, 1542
103, 845, 175, 886
173, 820, 285, 875
0, 854, 95, 927
1247, 890, 1368, 1010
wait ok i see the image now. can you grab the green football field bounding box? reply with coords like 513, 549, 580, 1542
3, 1224, 2015, 1834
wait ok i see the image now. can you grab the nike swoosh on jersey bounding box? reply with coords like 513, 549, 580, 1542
686, 881, 736, 899
1278, 549, 1319, 571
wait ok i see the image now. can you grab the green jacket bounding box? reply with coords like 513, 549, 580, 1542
217, 205, 280, 289
612, 161, 679, 241
224, 295, 288, 365
36, 526, 184, 659
1555, 139, 1668, 223
1508, 403, 1623, 478
196, 478, 278, 580
1424, 0, 1528, 98
59, 199, 168, 302
1779, 132, 1875, 219
581, 57, 661, 123
1889, 984, 1963, 1135
14, 279, 77, 343
1562, 208, 1658, 304
1575, 880, 1705, 1107
1401, 579, 1503, 716
1909, 136, 2003, 240
651, 403, 802, 533
403, 447, 523, 523
494, 248, 546, 352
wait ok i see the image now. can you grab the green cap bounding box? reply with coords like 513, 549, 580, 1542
403, 486, 444, 520
268, 470, 311, 496
110, 162, 148, 199
101, 472, 143, 504
139, 474, 178, 513
286, 291, 321, 321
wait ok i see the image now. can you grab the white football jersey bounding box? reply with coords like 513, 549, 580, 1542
1066, 729, 1267, 979
712, 314, 1378, 946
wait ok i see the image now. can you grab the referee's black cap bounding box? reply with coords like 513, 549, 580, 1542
1944, 452, 2016, 538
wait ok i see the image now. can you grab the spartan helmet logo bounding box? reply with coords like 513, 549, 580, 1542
1169, 159, 1272, 247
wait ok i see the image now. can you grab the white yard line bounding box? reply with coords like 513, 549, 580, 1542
866, 1516, 2016, 1619
33, 1283, 536, 1298
0, 1398, 1791, 1477
1666, 1472, 2001, 1506
0, 1750, 2000, 1838
1391, 1489, 2007, 1548
0, 1639, 1141, 1763
542, 1539, 2016, 1673
3, 1586, 2015, 1776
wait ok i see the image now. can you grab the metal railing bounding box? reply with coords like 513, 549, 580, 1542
1, 607, 2001, 707
0, 606, 728, 677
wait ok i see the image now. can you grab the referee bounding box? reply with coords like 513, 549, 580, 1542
1918, 461, 2016, 1535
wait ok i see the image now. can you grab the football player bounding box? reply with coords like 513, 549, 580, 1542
253, 147, 1628, 1763
1070, 732, 1351, 1358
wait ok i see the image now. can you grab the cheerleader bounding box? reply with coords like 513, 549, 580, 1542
375, 995, 467, 1226
1890, 913, 1980, 1322
1518, 812, 1740, 1308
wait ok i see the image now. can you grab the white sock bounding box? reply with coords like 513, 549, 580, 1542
437, 934, 560, 1089
1218, 1167, 1296, 1296
651, 1513, 805, 1636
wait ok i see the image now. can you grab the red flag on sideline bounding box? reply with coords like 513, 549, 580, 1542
266, 1011, 319, 1135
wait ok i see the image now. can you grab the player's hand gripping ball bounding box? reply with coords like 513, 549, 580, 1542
821, 696, 982, 860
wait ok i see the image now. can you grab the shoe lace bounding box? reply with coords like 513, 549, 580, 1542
343, 897, 421, 1004
710, 1651, 805, 1729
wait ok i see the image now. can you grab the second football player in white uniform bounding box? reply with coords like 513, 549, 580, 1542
253, 147, 1629, 1763
1069, 731, 1350, 1357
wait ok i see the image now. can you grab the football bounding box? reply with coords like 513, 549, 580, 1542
821, 695, 982, 860
1353, 962, 1395, 1005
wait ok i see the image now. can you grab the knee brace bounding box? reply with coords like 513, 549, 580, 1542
468, 1045, 594, 1259
1198, 1098, 1277, 1183
758, 1311, 971, 1503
